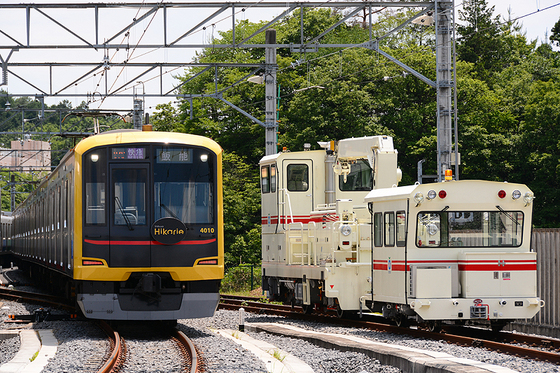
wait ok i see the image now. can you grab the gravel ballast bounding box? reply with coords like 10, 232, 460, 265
1, 267, 559, 373
2, 304, 560, 372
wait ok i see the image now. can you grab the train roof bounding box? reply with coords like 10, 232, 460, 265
364, 180, 533, 204
364, 184, 419, 202
74, 130, 222, 156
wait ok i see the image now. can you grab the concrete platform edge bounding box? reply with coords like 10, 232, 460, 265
0, 329, 57, 373
245, 322, 516, 373
216, 329, 314, 373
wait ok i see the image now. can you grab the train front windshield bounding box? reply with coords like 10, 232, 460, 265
339, 160, 373, 191
154, 147, 214, 225
416, 211, 523, 248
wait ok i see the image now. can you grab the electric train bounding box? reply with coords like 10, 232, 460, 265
9, 129, 224, 321
260, 135, 543, 330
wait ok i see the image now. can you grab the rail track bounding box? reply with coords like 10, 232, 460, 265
0, 287, 201, 372
0, 286, 75, 313
172, 329, 202, 373
97, 321, 126, 373
219, 294, 560, 364
96, 321, 201, 373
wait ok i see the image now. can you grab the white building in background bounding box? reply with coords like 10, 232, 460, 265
0, 137, 51, 172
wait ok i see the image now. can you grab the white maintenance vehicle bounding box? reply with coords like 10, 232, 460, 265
260, 136, 543, 330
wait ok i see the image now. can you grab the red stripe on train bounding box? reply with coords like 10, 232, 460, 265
373, 260, 535, 271
84, 238, 216, 246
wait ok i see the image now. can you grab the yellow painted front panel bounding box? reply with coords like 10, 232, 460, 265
75, 264, 223, 282
71, 131, 223, 280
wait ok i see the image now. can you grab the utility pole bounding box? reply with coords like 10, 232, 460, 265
10, 174, 15, 212
435, 0, 457, 181
265, 29, 278, 156
133, 84, 144, 131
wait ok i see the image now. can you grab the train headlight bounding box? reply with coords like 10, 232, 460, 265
91, 154, 99, 162
427, 223, 438, 236
414, 192, 424, 204
512, 190, 521, 200
200, 154, 208, 162
523, 192, 535, 204
427, 190, 437, 200
340, 225, 352, 236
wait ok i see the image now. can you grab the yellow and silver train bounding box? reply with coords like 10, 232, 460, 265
10, 129, 224, 320
260, 136, 543, 331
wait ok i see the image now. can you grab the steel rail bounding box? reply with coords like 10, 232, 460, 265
97, 321, 126, 373
173, 330, 200, 373
0, 286, 75, 312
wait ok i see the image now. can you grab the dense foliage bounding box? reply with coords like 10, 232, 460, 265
149, 2, 560, 265
3, 2, 560, 267
0, 96, 129, 211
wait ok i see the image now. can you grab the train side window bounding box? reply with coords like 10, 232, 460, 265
374, 212, 383, 247
287, 164, 309, 192
270, 164, 277, 193
261, 166, 270, 193
384, 212, 395, 247
396, 211, 406, 247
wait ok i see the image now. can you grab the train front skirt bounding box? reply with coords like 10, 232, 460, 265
77, 291, 219, 320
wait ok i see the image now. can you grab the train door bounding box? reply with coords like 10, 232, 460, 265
109, 164, 151, 267
280, 159, 313, 229
372, 207, 408, 304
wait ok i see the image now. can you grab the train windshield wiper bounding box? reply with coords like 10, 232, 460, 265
115, 196, 134, 231
160, 202, 180, 220
496, 205, 520, 226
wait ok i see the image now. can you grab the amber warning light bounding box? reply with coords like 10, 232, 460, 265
445, 169, 452, 181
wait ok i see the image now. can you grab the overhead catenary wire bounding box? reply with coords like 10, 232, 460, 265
69, 1, 560, 109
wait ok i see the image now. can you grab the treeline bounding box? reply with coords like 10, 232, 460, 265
0, 97, 128, 211
150, 1, 560, 265
2, 2, 559, 267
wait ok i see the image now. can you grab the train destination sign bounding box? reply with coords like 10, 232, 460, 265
151, 217, 187, 245
156, 148, 193, 163
112, 147, 145, 160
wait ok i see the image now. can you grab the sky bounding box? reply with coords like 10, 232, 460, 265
484, 0, 559, 44
0, 0, 559, 114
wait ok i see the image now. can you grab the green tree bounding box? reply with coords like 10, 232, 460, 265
456, 0, 528, 85
551, 17, 560, 47
150, 5, 560, 237
222, 152, 261, 265
513, 80, 560, 227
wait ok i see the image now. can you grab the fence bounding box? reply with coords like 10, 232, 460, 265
221, 264, 262, 294
506, 229, 560, 337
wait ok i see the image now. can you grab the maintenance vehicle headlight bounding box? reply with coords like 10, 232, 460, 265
340, 225, 352, 236
427, 223, 439, 236
523, 192, 535, 204
512, 190, 521, 200
427, 190, 437, 200
413, 192, 424, 204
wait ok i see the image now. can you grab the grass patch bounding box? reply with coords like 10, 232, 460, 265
220, 265, 262, 294
30, 351, 39, 362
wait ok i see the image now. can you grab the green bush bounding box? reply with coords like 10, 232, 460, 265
220, 265, 262, 294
